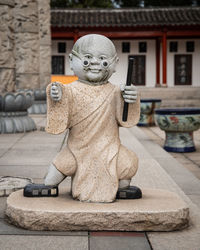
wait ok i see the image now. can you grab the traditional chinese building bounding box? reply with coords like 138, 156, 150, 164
51, 7, 200, 92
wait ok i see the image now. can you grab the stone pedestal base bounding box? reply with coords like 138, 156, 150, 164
6, 188, 189, 232
28, 101, 47, 114
0, 112, 36, 133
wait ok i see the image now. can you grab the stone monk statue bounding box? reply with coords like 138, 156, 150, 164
32, 34, 141, 203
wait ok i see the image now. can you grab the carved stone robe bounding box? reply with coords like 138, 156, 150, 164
46, 81, 140, 203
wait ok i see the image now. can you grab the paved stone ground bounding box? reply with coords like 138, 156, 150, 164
141, 127, 200, 180
0, 114, 200, 250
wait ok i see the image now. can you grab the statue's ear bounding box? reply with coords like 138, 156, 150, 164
69, 53, 73, 70
115, 56, 119, 64
113, 56, 119, 72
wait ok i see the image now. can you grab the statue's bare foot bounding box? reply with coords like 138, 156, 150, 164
44, 164, 65, 186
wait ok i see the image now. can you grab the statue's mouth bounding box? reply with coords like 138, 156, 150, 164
89, 68, 102, 73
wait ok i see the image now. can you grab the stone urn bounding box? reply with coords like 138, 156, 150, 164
155, 108, 200, 152
137, 99, 162, 126
28, 88, 47, 114
0, 91, 36, 133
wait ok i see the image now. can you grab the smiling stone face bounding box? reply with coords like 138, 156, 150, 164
69, 34, 119, 85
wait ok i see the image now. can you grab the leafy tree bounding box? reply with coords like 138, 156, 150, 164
51, 0, 114, 8
51, 0, 200, 8
115, 0, 200, 7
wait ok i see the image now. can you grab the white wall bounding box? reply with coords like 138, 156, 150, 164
52, 40, 74, 75
52, 39, 156, 87
52, 38, 200, 87
110, 39, 156, 87
167, 39, 200, 87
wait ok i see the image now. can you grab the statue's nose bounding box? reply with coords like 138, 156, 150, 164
90, 57, 99, 65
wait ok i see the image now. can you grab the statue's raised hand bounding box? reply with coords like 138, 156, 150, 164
121, 84, 138, 103
50, 82, 62, 101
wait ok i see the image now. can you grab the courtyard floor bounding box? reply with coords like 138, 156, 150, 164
0, 114, 200, 250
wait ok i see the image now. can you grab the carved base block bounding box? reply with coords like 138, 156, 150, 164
6, 188, 189, 232
28, 101, 47, 114
0, 112, 36, 133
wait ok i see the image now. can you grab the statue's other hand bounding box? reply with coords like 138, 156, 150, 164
121, 84, 138, 103
50, 82, 62, 101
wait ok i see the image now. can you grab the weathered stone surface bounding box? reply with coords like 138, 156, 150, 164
0, 0, 51, 92
39, 74, 51, 88
0, 3, 15, 93
0, 21, 15, 67
15, 33, 39, 74
39, 46, 51, 74
38, 0, 51, 45
14, 0, 38, 33
0, 176, 32, 197
6, 188, 189, 231
0, 69, 15, 93
0, 0, 14, 7
14, 0, 40, 90
38, 0, 51, 88
0, 5, 14, 32
16, 73, 40, 89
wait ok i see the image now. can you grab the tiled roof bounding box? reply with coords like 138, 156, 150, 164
51, 7, 200, 28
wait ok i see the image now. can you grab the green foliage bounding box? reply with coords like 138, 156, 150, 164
115, 0, 199, 7
51, 0, 200, 8
51, 0, 114, 8
145, 0, 198, 7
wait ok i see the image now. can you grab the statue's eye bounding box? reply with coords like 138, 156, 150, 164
100, 56, 105, 60
103, 61, 108, 67
85, 55, 91, 59
83, 60, 89, 66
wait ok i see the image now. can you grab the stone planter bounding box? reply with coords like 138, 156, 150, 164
28, 89, 47, 114
137, 99, 162, 126
0, 91, 36, 133
155, 108, 200, 152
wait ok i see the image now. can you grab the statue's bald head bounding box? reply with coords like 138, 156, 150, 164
69, 34, 118, 84
73, 34, 117, 58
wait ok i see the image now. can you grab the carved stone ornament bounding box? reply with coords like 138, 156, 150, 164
28, 88, 47, 114
0, 91, 36, 133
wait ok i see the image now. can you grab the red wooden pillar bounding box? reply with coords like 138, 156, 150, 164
162, 32, 167, 85
156, 38, 160, 86
73, 29, 79, 43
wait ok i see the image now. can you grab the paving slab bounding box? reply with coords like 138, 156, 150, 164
0, 131, 66, 166
0, 219, 88, 236
0, 117, 200, 250
0, 149, 59, 165
130, 127, 200, 196
125, 127, 200, 250
0, 197, 6, 219
0, 165, 48, 179
90, 232, 151, 250
0, 134, 24, 157
0, 235, 88, 250
30, 114, 47, 131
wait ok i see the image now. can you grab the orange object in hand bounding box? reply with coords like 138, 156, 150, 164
51, 75, 78, 84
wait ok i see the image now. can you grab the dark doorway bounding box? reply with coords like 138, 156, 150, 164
52, 56, 65, 75
129, 55, 146, 85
